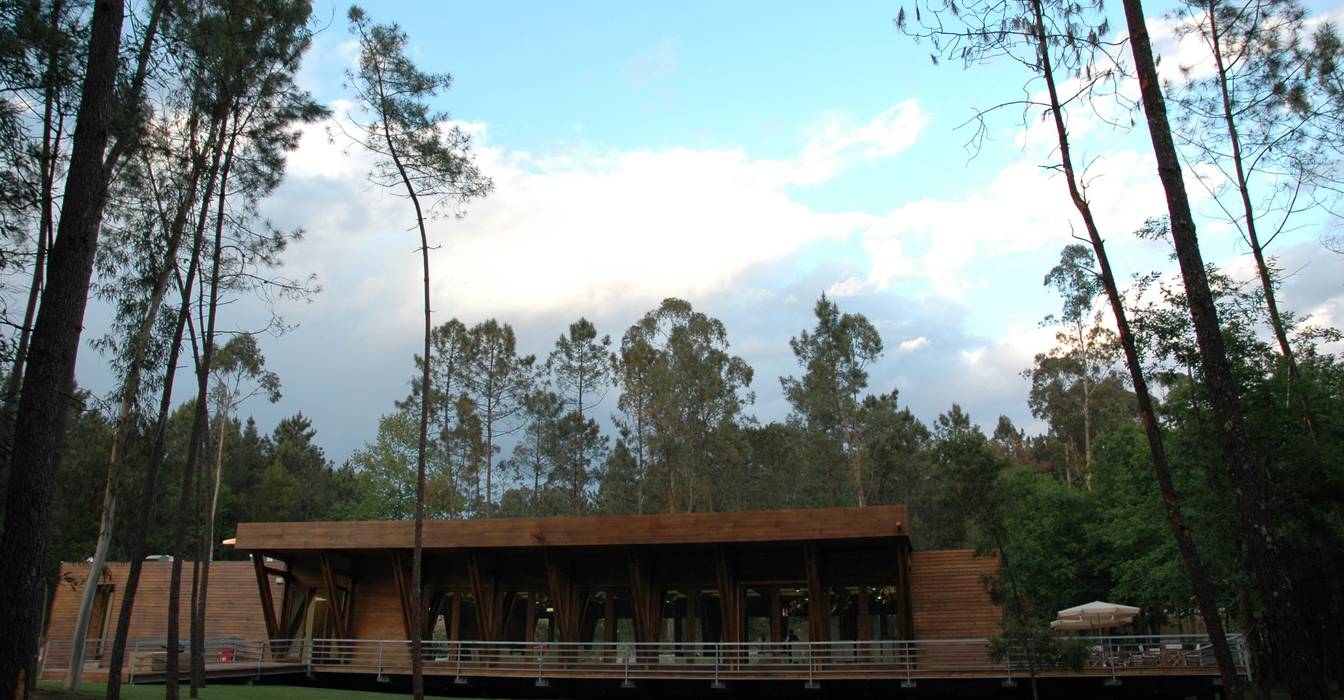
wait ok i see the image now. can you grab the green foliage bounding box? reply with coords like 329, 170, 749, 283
781, 294, 883, 506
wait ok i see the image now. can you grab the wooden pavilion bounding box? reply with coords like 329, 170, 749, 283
229, 505, 998, 647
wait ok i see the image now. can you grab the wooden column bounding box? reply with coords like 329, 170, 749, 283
391, 552, 414, 640
769, 588, 782, 643
319, 553, 348, 639
686, 589, 700, 645
628, 549, 659, 644
895, 542, 913, 639
857, 586, 871, 641
715, 546, 740, 643
250, 554, 279, 640
449, 594, 461, 642
467, 550, 502, 641
545, 550, 580, 642
803, 543, 828, 643
604, 590, 616, 643
526, 594, 537, 643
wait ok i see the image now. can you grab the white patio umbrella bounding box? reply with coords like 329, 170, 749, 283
1050, 600, 1140, 631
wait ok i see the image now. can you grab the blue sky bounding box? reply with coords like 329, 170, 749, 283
76, 0, 1344, 463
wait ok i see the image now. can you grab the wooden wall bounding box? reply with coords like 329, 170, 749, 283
44, 560, 283, 644
909, 550, 1001, 639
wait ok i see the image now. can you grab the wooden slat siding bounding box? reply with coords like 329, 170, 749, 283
347, 573, 404, 641
233, 505, 908, 552
44, 561, 282, 650
909, 550, 1001, 640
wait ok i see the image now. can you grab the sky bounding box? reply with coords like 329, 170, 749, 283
76, 0, 1344, 464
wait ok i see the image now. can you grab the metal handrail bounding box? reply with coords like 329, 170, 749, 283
43, 633, 1246, 684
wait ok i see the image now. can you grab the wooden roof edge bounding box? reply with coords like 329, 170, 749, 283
234, 504, 909, 551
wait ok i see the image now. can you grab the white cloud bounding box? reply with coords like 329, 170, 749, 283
265, 102, 930, 331
897, 336, 928, 352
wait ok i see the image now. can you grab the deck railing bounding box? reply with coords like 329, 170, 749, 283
42, 633, 1247, 685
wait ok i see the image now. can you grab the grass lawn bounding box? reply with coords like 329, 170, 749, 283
36, 681, 474, 699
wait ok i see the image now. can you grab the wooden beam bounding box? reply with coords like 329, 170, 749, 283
804, 542, 827, 643
319, 553, 348, 639
233, 505, 911, 551
250, 554, 279, 640
390, 552, 413, 640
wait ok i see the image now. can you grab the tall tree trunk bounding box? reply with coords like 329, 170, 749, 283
1120, 0, 1328, 695
0, 1, 125, 695
1205, 0, 1317, 442
1029, 0, 1243, 692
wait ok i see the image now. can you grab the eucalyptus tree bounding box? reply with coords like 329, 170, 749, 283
547, 318, 612, 513
612, 332, 660, 514
131, 0, 326, 693
193, 332, 279, 688
65, 23, 241, 684
781, 294, 882, 506
344, 7, 493, 697
620, 298, 753, 513
898, 0, 1244, 689
1120, 0, 1328, 690
1027, 246, 1135, 489
1168, 0, 1342, 442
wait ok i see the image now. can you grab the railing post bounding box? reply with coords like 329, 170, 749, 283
711, 642, 724, 690
256, 640, 263, 679
305, 637, 314, 678
127, 641, 137, 686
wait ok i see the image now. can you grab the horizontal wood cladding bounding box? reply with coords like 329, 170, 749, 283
234, 505, 908, 552
45, 561, 283, 645
909, 550, 1002, 640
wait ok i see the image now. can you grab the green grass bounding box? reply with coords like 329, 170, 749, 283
36, 681, 474, 699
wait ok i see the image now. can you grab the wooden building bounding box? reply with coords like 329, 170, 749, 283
229, 505, 1001, 648
41, 560, 283, 681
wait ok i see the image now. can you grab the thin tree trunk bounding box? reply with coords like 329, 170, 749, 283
166, 101, 234, 700
376, 70, 431, 700
0, 0, 125, 695
189, 110, 241, 697
1120, 0, 1327, 695
1029, 0, 1243, 692
1205, 0, 1317, 442
105, 297, 192, 700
